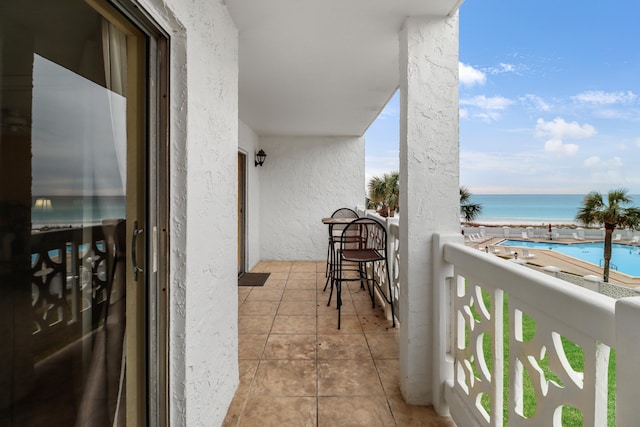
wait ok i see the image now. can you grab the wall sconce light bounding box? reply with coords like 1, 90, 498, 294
255, 149, 267, 167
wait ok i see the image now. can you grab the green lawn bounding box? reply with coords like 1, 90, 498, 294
467, 287, 616, 425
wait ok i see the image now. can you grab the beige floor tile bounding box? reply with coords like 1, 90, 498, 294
366, 333, 399, 359
238, 287, 251, 299
252, 360, 317, 396
288, 272, 316, 281
271, 315, 317, 334
277, 300, 317, 316
282, 289, 317, 301
290, 261, 318, 272
318, 396, 395, 427
238, 315, 274, 334
318, 359, 384, 396
360, 314, 396, 333
286, 279, 318, 290
237, 359, 260, 395
374, 359, 401, 396
317, 296, 356, 316
387, 396, 456, 426
239, 396, 316, 427
317, 334, 371, 360
239, 299, 279, 316
222, 394, 246, 427
239, 334, 268, 360
249, 261, 269, 272
264, 334, 316, 360
317, 276, 331, 290
245, 288, 284, 301
263, 261, 293, 272
266, 271, 290, 281
262, 279, 287, 290
317, 314, 362, 334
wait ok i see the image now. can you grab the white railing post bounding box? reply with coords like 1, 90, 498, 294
432, 233, 463, 415
615, 296, 640, 425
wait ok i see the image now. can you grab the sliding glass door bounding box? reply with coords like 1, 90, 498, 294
0, 0, 166, 425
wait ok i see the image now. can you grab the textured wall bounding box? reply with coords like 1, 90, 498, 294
258, 135, 365, 260
138, 0, 239, 425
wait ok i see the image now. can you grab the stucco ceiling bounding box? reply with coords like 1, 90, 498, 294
226, 0, 463, 137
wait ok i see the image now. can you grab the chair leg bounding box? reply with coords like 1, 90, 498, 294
385, 259, 396, 328
336, 257, 343, 329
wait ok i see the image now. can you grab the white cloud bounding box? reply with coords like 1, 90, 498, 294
461, 95, 513, 110
459, 108, 469, 119
572, 90, 637, 105
520, 94, 551, 111
459, 62, 486, 86
584, 156, 623, 168
460, 95, 514, 122
535, 117, 596, 140
544, 139, 579, 155
485, 63, 518, 75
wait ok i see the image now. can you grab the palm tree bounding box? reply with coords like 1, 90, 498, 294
576, 188, 640, 282
367, 171, 399, 217
460, 186, 482, 222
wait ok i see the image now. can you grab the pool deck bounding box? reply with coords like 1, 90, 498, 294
467, 236, 640, 289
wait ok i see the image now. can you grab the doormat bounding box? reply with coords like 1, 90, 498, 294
238, 272, 270, 287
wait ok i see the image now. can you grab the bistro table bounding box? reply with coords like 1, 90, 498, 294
321, 216, 359, 225
321, 216, 360, 305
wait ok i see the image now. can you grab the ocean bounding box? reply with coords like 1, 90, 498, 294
469, 194, 640, 225
32, 195, 125, 228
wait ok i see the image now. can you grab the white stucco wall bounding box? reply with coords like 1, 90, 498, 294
238, 120, 261, 271
138, 0, 239, 425
259, 135, 365, 260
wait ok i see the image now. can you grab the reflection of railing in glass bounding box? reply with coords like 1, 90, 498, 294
31, 225, 109, 359
25, 220, 127, 425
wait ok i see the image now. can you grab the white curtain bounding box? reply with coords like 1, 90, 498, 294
102, 20, 127, 192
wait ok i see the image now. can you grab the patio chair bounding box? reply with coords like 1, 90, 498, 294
522, 248, 536, 259
333, 218, 395, 329
323, 208, 359, 292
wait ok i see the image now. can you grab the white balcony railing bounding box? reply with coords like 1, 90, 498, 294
357, 208, 400, 322
434, 234, 640, 426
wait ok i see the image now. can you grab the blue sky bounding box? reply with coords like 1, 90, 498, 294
365, 0, 640, 195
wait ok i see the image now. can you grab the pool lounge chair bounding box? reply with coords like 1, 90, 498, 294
521, 232, 529, 239
572, 232, 584, 241
631, 236, 640, 245
613, 233, 622, 241
522, 248, 536, 259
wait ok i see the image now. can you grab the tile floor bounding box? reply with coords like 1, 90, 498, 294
223, 260, 456, 426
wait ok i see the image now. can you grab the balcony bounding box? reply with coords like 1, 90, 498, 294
227, 217, 640, 426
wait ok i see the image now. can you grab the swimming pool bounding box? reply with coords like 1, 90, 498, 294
498, 239, 640, 277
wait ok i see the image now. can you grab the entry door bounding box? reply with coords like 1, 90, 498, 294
238, 153, 247, 275
0, 0, 151, 425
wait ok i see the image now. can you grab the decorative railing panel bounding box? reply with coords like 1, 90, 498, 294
437, 239, 621, 426
30, 225, 112, 360
358, 209, 400, 322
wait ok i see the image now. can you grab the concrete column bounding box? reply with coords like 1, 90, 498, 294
398, 13, 460, 405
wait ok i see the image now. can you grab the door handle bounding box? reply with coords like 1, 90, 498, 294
132, 220, 144, 281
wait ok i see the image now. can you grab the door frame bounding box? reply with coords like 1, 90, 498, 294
89, 0, 170, 425
238, 151, 247, 275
